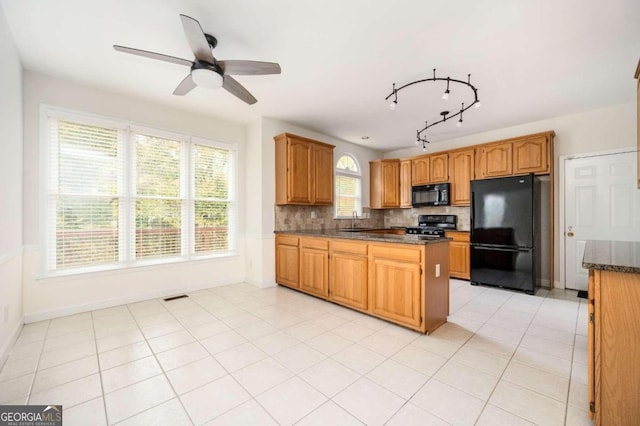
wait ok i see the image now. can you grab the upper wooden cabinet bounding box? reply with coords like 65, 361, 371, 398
274, 133, 335, 205
400, 159, 412, 208
429, 153, 449, 183
449, 149, 475, 206
477, 141, 513, 179
370, 159, 400, 209
411, 155, 430, 185
476, 132, 554, 179
513, 135, 550, 175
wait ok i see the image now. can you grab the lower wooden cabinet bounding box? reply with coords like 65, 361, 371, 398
587, 268, 640, 424
445, 231, 470, 280
275, 235, 299, 288
329, 240, 368, 310
369, 252, 422, 329
274, 234, 450, 334
299, 237, 329, 297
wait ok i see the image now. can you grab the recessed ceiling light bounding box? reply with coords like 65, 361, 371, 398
361, 136, 370, 140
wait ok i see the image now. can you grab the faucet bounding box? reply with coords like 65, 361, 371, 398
351, 210, 358, 229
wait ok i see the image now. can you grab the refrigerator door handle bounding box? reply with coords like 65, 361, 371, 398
472, 245, 532, 252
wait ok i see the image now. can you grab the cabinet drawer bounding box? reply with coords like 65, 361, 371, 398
369, 243, 423, 263
445, 231, 470, 243
300, 237, 329, 250
331, 240, 368, 256
276, 234, 299, 246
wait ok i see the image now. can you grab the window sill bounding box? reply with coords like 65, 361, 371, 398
38, 251, 239, 282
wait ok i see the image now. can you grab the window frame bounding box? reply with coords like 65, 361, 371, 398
334, 152, 363, 219
39, 105, 238, 278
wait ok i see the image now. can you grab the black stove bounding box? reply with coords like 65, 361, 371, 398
405, 214, 457, 237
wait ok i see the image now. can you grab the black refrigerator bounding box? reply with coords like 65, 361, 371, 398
470, 174, 541, 294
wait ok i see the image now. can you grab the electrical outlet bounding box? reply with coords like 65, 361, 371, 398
310, 211, 317, 219
435, 264, 440, 278
3, 306, 8, 323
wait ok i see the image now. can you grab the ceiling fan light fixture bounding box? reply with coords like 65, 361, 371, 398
191, 68, 223, 89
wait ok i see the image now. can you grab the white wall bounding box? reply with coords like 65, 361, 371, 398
244, 117, 383, 286
385, 102, 637, 287
0, 7, 24, 364
22, 71, 248, 321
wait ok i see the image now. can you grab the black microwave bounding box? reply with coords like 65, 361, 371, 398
412, 183, 450, 207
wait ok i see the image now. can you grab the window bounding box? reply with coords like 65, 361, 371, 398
334, 154, 362, 218
44, 108, 236, 275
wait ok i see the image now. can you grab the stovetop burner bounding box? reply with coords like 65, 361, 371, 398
405, 214, 457, 236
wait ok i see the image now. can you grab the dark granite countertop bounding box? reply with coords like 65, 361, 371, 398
582, 240, 640, 274
274, 229, 451, 245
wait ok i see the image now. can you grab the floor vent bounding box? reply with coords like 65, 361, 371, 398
163, 294, 189, 302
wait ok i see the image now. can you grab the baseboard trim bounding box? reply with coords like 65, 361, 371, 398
0, 319, 24, 371
23, 278, 241, 323
245, 279, 277, 289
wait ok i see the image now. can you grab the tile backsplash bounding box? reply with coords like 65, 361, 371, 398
384, 206, 471, 231
274, 205, 470, 231
274, 206, 384, 232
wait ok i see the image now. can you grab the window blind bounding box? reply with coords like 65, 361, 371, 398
48, 120, 124, 270
193, 144, 231, 254
44, 109, 236, 276
134, 134, 183, 260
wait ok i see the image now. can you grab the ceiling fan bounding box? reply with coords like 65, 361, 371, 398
113, 14, 281, 105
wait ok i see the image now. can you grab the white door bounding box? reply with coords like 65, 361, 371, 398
564, 150, 640, 290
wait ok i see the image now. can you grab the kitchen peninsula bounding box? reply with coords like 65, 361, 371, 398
582, 240, 640, 425
275, 230, 450, 334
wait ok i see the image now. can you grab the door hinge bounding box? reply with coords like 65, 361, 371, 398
589, 313, 594, 323
589, 402, 595, 413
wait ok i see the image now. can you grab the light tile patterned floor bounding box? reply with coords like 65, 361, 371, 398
0, 280, 594, 425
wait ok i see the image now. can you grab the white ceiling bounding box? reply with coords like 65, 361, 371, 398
2, 0, 639, 151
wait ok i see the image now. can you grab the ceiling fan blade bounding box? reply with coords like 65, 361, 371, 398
173, 74, 197, 96
180, 14, 215, 64
113, 45, 193, 67
218, 60, 281, 75
222, 75, 257, 105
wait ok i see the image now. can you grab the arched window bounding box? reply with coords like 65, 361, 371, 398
335, 153, 362, 218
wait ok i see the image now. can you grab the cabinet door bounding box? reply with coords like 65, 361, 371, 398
411, 156, 430, 185
450, 149, 475, 206
369, 257, 422, 328
382, 160, 400, 207
449, 242, 470, 279
330, 252, 368, 310
429, 153, 449, 183
587, 269, 596, 420
513, 136, 549, 175
276, 243, 299, 288
400, 160, 412, 208
313, 144, 334, 204
300, 246, 329, 297
287, 139, 312, 203
477, 142, 513, 178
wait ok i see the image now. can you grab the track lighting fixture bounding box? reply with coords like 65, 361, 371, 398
389, 83, 398, 110
442, 78, 450, 100
385, 69, 481, 146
